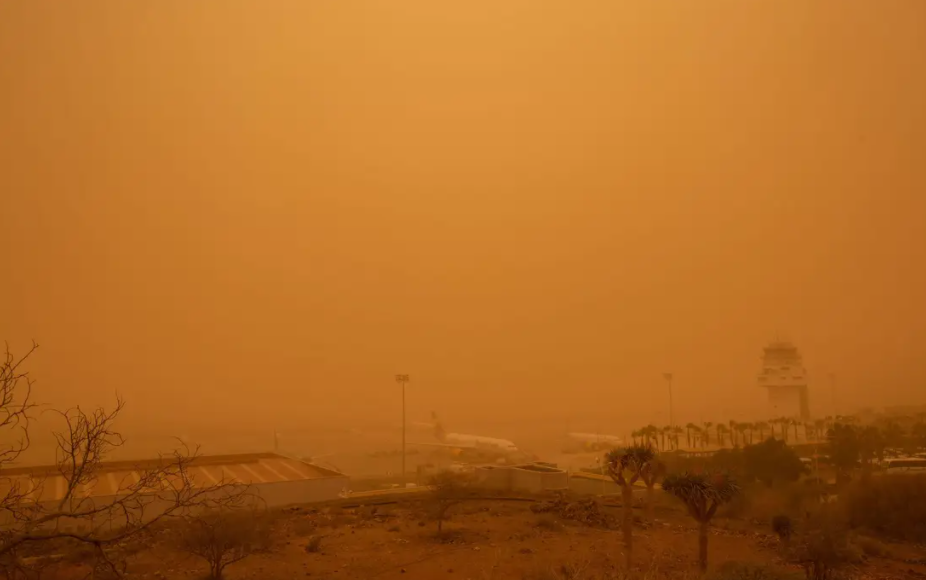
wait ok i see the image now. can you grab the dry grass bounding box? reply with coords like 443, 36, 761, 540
22, 495, 926, 580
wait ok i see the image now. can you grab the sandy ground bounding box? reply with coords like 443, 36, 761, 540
43, 496, 926, 580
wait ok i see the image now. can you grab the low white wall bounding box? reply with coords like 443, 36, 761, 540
568, 473, 622, 496
474, 464, 567, 493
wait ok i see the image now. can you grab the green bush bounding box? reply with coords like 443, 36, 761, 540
842, 473, 926, 542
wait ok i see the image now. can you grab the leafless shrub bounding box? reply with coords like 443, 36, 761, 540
177, 509, 274, 580
428, 471, 476, 533
0, 342, 254, 576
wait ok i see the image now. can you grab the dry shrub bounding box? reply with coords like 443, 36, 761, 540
708, 562, 802, 580
521, 560, 593, 580
304, 535, 323, 553
721, 483, 820, 522
786, 509, 863, 580
772, 515, 794, 544
428, 471, 477, 533
841, 473, 926, 542
852, 535, 892, 559
289, 516, 317, 537
522, 556, 683, 580
534, 514, 565, 533
177, 510, 274, 580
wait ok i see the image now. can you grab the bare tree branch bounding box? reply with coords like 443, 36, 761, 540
0, 343, 257, 578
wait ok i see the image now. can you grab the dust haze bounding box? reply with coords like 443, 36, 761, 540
2, 1, 925, 462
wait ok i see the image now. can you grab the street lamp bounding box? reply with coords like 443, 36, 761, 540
828, 373, 837, 418
663, 373, 674, 427
395, 374, 410, 488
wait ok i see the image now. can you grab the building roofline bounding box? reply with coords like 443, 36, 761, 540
0, 452, 339, 478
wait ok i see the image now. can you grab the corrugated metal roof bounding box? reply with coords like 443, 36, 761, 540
0, 453, 343, 503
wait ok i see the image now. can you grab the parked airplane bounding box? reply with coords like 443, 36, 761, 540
410, 412, 523, 457
567, 432, 624, 449
560, 431, 624, 453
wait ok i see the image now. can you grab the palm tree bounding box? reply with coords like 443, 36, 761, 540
754, 421, 767, 441
640, 458, 666, 522
644, 424, 659, 448
791, 419, 801, 441
716, 423, 725, 447
672, 426, 684, 450
662, 472, 741, 573
736, 423, 749, 446
605, 445, 658, 569
728, 420, 739, 446
813, 419, 827, 442
702, 422, 713, 448
685, 423, 697, 449
660, 426, 672, 451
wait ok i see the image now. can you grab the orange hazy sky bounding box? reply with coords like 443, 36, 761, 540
1, 1, 924, 434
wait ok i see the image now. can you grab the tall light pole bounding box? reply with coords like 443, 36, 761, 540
395, 374, 410, 488
828, 373, 837, 418
663, 373, 674, 427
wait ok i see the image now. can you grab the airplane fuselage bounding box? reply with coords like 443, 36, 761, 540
445, 432, 519, 453
567, 432, 623, 446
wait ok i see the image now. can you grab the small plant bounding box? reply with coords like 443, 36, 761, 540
772, 515, 794, 545
304, 535, 324, 553
662, 471, 741, 573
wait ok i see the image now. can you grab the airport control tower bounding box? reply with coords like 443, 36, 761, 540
758, 339, 810, 420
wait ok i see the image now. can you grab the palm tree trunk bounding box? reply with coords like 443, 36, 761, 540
698, 520, 709, 573
622, 485, 634, 568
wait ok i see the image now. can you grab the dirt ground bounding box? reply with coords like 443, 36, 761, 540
46, 495, 926, 580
